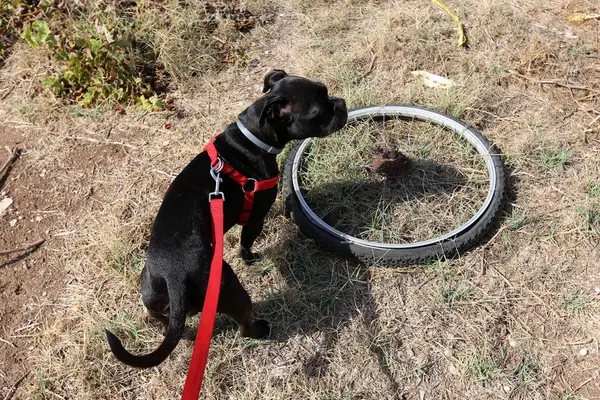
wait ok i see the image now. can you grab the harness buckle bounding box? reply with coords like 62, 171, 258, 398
209, 166, 225, 201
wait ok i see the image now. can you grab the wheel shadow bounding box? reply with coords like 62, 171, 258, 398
300, 160, 473, 241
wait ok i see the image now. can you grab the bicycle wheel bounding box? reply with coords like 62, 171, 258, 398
282, 105, 506, 265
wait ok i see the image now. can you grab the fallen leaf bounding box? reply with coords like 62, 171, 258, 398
568, 12, 600, 24
0, 198, 13, 216
411, 70, 457, 88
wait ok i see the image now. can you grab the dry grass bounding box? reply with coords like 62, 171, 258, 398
301, 119, 489, 243
1, 0, 600, 399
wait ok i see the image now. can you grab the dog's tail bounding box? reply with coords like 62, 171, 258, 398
105, 280, 186, 368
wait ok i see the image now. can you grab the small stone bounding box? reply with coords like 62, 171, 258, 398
507, 335, 518, 347
595, 287, 600, 294
9, 219, 17, 227
42, 291, 46, 297
35, 216, 42, 222
579, 348, 588, 356
503, 385, 511, 393
443, 348, 453, 357
17, 215, 23, 220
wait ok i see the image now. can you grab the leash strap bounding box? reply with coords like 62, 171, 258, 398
181, 193, 224, 400
181, 136, 279, 398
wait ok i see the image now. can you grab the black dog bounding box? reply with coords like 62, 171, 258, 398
105, 70, 348, 368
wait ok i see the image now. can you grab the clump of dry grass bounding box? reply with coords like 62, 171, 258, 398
301, 118, 489, 243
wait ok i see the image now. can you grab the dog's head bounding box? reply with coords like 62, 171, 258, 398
247, 69, 347, 142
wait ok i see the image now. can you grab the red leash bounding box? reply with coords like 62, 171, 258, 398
181, 180, 224, 399
181, 139, 278, 399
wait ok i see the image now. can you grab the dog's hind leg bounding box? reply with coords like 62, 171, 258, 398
140, 265, 170, 334
217, 261, 270, 338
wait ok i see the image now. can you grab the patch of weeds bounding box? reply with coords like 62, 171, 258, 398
512, 356, 539, 388
539, 148, 572, 171
438, 281, 472, 307
0, 0, 45, 62
13, 1, 258, 108
561, 292, 589, 314
110, 312, 152, 342
33, 19, 163, 109
111, 248, 145, 278
460, 350, 502, 386
579, 207, 600, 236
70, 105, 104, 120
584, 179, 600, 198
501, 229, 512, 247
428, 259, 455, 279
505, 208, 528, 230
578, 180, 600, 237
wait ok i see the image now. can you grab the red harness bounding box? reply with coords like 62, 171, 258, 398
204, 137, 278, 225
181, 137, 278, 400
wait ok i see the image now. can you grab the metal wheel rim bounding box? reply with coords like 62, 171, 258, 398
291, 105, 498, 250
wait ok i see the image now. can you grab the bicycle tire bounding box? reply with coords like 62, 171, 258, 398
282, 105, 506, 265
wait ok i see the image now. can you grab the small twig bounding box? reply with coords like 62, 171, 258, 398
65, 136, 137, 150
0, 337, 16, 347
538, 79, 600, 95
2, 370, 30, 400
573, 377, 594, 393
509, 71, 600, 95
0, 147, 19, 178
151, 169, 177, 179
480, 225, 508, 275
355, 50, 376, 83
0, 238, 46, 256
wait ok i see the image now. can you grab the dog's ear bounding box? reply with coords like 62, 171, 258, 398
262, 69, 288, 93
259, 95, 291, 126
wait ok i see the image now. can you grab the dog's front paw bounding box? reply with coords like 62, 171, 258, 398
250, 319, 271, 339
239, 247, 263, 266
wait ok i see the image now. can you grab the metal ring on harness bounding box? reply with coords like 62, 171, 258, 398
242, 178, 257, 193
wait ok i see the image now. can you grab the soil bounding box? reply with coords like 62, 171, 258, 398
0, 125, 61, 394
0, 122, 129, 396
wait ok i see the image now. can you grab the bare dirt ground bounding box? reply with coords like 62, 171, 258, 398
1, 0, 600, 399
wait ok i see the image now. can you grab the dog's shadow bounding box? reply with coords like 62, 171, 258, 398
239, 231, 405, 393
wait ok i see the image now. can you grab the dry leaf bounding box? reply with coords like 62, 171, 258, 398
411, 71, 457, 88
568, 12, 600, 24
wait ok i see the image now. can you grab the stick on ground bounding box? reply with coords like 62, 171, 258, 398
0, 147, 19, 178
0, 238, 46, 256
2, 371, 30, 400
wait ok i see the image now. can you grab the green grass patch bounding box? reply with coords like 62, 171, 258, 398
438, 281, 472, 307
505, 208, 528, 230
561, 292, 589, 314
539, 148, 572, 170
512, 356, 539, 387
460, 350, 502, 386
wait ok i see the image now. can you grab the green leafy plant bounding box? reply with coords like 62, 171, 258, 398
40, 23, 161, 108
22, 20, 54, 46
